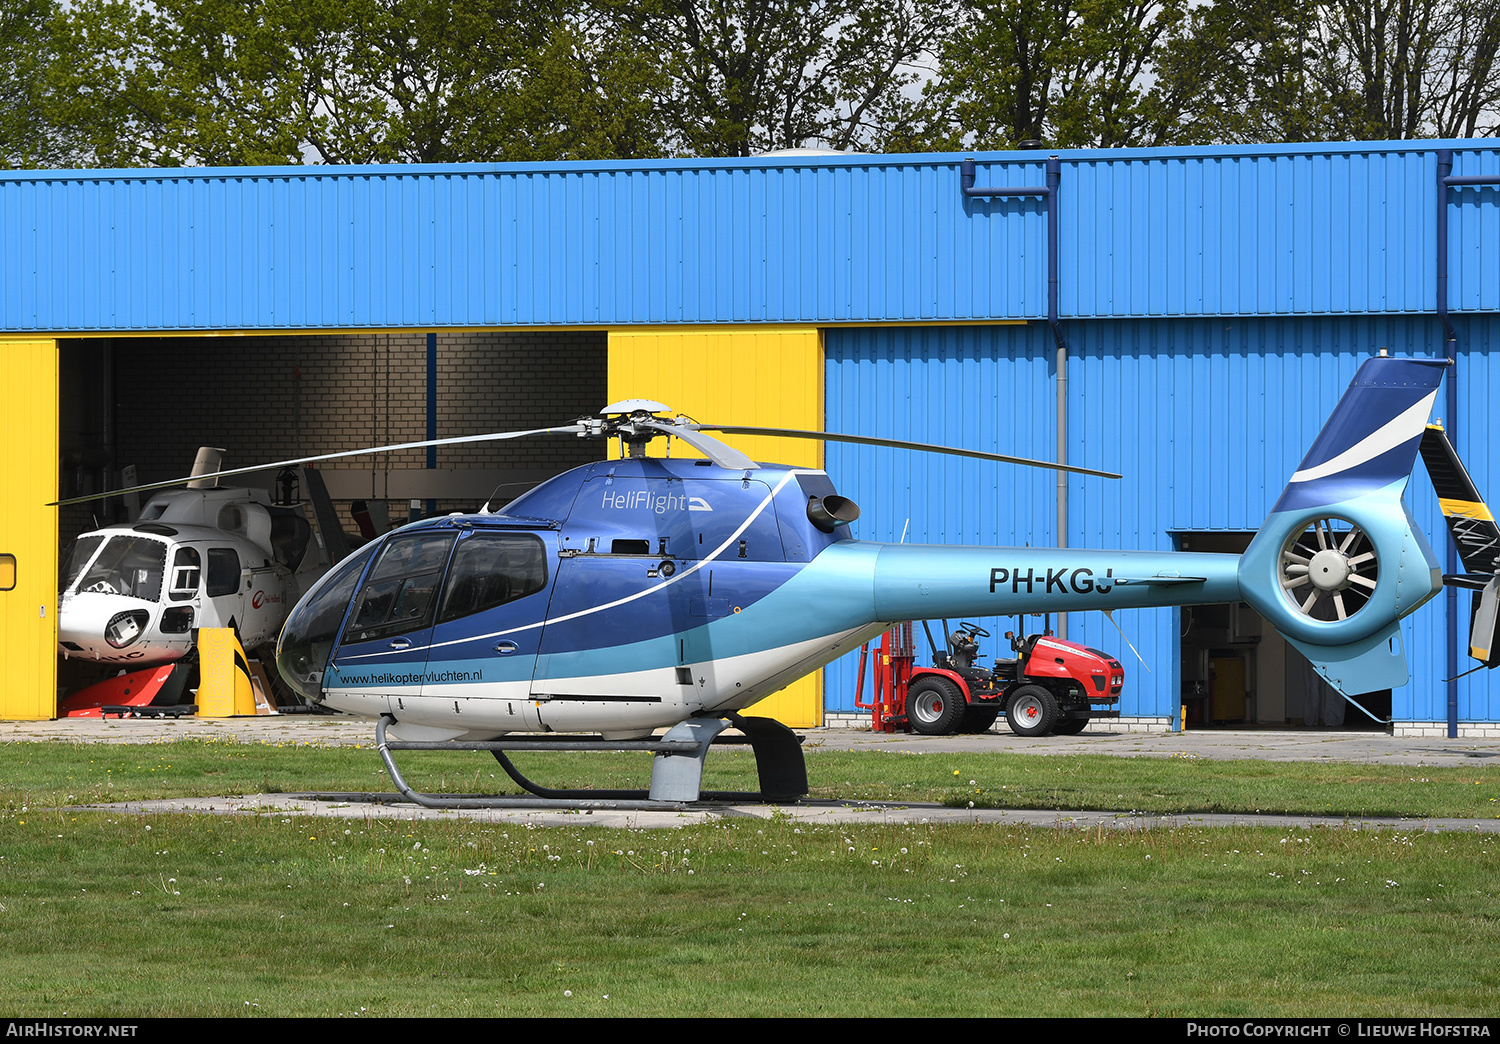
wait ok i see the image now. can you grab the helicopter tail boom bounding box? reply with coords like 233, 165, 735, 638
866, 545, 1243, 621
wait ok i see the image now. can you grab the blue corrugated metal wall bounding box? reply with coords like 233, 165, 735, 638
823, 317, 1499, 723
1061, 149, 1499, 316
2, 142, 1495, 332
0, 160, 1045, 330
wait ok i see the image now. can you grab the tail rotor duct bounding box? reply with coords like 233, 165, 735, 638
1279, 516, 1380, 623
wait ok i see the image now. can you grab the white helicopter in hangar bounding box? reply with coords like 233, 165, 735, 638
54, 449, 347, 715
58, 356, 1487, 804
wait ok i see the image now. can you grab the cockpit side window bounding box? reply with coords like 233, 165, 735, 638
206, 548, 241, 598
345, 532, 457, 642
77, 537, 166, 601
169, 547, 202, 601
438, 532, 548, 623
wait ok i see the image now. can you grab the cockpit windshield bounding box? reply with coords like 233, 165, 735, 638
60, 535, 106, 593
275, 543, 377, 702
73, 536, 168, 601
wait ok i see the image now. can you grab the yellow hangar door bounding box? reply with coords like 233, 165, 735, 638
0, 338, 59, 720
608, 327, 824, 729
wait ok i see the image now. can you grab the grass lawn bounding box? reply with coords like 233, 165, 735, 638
0, 739, 1497, 1017
4, 738, 1498, 819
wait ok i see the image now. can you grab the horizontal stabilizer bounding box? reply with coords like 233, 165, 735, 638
1111, 575, 1208, 587
1445, 573, 1494, 591
1285, 621, 1409, 696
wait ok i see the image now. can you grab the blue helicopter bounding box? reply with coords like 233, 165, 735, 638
63, 354, 1460, 804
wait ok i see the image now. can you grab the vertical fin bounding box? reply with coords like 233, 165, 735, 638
1239, 356, 1448, 696
302, 465, 351, 564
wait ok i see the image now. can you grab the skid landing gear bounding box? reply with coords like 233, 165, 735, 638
374, 713, 809, 808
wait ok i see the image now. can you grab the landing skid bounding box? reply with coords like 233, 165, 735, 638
374, 712, 809, 808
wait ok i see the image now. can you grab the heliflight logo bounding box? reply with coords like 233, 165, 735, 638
601, 489, 688, 515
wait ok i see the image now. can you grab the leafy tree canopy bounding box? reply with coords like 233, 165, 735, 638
2, 0, 1496, 170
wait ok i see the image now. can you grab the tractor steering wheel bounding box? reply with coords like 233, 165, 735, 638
959, 621, 989, 639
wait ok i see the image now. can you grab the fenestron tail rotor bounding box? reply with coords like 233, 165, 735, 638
1279, 516, 1380, 622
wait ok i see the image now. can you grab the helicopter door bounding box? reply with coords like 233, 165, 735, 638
237, 560, 285, 647
329, 531, 458, 714
420, 530, 553, 732
200, 547, 243, 632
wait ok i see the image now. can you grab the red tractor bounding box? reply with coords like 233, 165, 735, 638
856, 620, 1124, 737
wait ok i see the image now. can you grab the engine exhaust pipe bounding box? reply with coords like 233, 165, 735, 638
807, 494, 860, 533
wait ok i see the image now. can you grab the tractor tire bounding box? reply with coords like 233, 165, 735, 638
1005, 685, 1059, 737
1052, 716, 1089, 736
908, 677, 966, 735
958, 706, 1000, 733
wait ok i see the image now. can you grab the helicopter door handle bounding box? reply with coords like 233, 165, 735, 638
388, 637, 412, 650
494, 641, 518, 655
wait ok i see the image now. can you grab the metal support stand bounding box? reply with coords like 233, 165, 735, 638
374, 713, 809, 808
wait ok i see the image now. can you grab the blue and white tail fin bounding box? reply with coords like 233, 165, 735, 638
1239, 356, 1449, 695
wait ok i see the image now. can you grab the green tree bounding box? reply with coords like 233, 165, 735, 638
610, 0, 959, 157
1, 0, 167, 168
1151, 0, 1500, 144
41, 0, 667, 168
0, 0, 59, 167
1147, 0, 1342, 145
921, 0, 1186, 150
1317, 0, 1500, 139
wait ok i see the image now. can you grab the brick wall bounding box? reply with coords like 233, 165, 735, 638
61, 330, 607, 545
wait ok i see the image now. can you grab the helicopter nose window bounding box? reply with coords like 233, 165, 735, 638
276, 542, 377, 701
168, 547, 202, 601
345, 532, 457, 642
438, 532, 547, 623
77, 536, 166, 601
60, 535, 106, 593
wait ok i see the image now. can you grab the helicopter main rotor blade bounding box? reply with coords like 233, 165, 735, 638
50, 425, 589, 507
641, 420, 760, 471
690, 426, 1122, 479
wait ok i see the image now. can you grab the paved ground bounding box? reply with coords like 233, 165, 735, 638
82, 793, 1500, 833
809, 725, 1500, 766
16, 713, 1500, 831
8, 713, 1500, 766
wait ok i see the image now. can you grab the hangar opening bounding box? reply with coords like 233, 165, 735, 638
57, 330, 608, 550
1173, 531, 1391, 731
54, 330, 608, 702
